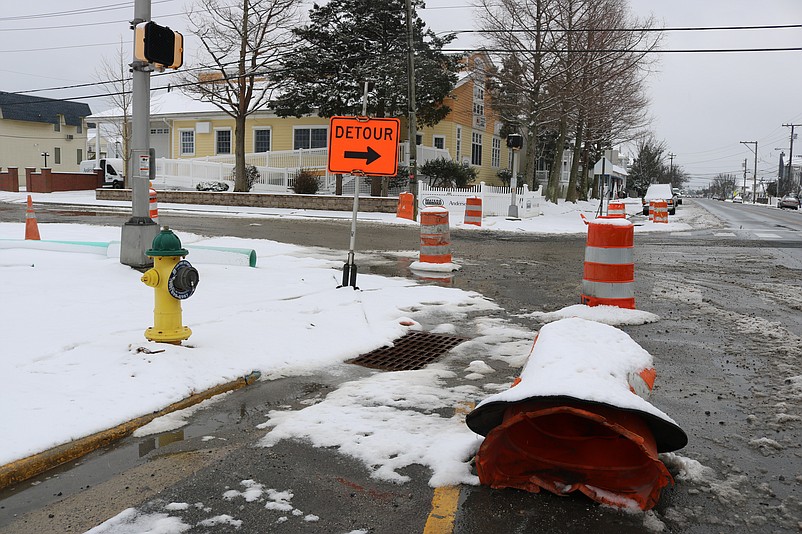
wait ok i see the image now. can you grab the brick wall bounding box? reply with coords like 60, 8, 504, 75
96, 189, 399, 213
0, 167, 19, 192
25, 168, 104, 193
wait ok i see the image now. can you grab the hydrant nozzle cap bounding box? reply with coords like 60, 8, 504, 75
146, 227, 189, 257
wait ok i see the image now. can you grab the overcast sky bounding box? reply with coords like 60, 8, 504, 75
1, 0, 800, 189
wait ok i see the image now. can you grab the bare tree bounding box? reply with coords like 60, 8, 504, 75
182, 0, 300, 191
478, 0, 658, 203
95, 39, 132, 186
479, 0, 563, 192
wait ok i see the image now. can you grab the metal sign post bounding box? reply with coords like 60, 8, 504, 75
329, 84, 400, 289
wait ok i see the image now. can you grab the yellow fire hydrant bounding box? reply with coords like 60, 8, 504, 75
141, 227, 199, 344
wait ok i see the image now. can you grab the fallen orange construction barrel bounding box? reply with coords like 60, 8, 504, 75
652, 199, 668, 224
580, 217, 634, 309
466, 317, 687, 511
396, 192, 414, 220
607, 201, 626, 218
464, 197, 482, 226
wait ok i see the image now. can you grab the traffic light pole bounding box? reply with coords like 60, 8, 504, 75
121, 0, 159, 269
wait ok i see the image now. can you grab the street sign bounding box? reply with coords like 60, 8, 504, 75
327, 116, 400, 176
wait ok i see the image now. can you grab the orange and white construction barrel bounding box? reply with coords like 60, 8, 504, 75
418, 206, 452, 264
607, 201, 626, 218
464, 197, 482, 226
652, 200, 668, 224
149, 188, 159, 224
580, 217, 635, 309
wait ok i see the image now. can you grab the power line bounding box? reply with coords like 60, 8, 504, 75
0, 0, 176, 22
452, 23, 802, 34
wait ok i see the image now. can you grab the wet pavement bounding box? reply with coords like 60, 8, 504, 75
1, 199, 801, 532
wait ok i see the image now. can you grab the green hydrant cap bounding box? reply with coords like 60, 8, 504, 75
147, 226, 189, 257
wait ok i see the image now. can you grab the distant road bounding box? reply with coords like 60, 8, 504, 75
691, 198, 802, 242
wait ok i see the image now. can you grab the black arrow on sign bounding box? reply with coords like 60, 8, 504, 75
344, 146, 381, 165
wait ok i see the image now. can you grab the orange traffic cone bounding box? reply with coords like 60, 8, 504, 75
25, 195, 40, 240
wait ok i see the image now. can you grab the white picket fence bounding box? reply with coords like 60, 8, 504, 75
418, 182, 542, 220
149, 142, 456, 193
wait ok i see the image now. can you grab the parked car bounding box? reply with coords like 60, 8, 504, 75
673, 188, 682, 205
733, 195, 743, 203
642, 183, 678, 215
778, 194, 800, 210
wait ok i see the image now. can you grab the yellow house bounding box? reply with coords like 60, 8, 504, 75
416, 52, 511, 185
88, 52, 511, 185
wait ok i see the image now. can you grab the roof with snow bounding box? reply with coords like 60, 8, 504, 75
87, 89, 223, 121
0, 91, 91, 127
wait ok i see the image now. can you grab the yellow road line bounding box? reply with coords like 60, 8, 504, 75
424, 485, 461, 534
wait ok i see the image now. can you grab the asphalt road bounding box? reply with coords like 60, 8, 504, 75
1, 198, 801, 533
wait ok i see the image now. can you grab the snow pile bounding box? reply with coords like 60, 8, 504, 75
525, 304, 660, 326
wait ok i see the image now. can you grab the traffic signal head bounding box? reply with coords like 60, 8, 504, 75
506, 133, 523, 149
134, 21, 183, 69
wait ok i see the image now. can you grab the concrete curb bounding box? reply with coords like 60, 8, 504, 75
0, 371, 261, 491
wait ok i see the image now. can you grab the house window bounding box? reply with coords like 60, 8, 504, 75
77, 123, 83, 134
150, 128, 169, 135
491, 137, 501, 167
415, 133, 422, 145
54, 120, 60, 132
471, 132, 482, 166
76, 149, 82, 165
473, 101, 484, 116
254, 128, 271, 152
455, 126, 462, 161
54, 147, 61, 165
473, 85, 484, 101
180, 130, 195, 155
433, 135, 445, 150
293, 126, 327, 150
216, 129, 232, 154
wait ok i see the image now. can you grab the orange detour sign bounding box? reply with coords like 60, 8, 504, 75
327, 116, 400, 176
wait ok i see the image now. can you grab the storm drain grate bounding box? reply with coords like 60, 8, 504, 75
348, 331, 466, 371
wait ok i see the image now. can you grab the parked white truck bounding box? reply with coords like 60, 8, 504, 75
79, 158, 125, 188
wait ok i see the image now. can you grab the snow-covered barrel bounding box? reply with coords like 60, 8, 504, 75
466, 317, 687, 510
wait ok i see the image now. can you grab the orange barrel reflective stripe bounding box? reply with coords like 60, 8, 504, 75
419, 206, 451, 264
607, 201, 626, 218
580, 218, 635, 309
652, 200, 668, 223
464, 197, 482, 226
396, 191, 414, 220
149, 188, 159, 223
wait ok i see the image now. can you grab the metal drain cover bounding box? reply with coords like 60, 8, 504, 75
348, 331, 466, 371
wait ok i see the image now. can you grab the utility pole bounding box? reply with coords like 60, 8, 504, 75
405, 0, 418, 220
120, 0, 159, 268
782, 123, 800, 188
667, 152, 676, 184
743, 159, 747, 198
740, 141, 757, 203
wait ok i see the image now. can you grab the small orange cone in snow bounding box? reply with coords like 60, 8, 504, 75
25, 195, 40, 240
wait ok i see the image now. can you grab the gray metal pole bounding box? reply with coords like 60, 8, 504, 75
507, 149, 519, 219
405, 0, 418, 220
120, 0, 159, 268
753, 141, 758, 204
